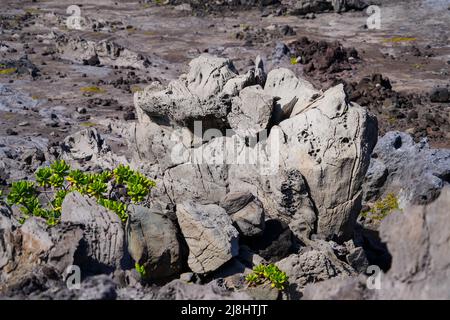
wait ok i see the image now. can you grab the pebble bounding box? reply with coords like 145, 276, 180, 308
6, 128, 18, 135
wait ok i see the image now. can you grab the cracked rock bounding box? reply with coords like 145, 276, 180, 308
176, 201, 239, 274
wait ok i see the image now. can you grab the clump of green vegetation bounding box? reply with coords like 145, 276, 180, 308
130, 85, 143, 93
290, 57, 299, 65
5, 161, 155, 226
0, 68, 17, 75
80, 121, 97, 127
383, 37, 417, 43
80, 86, 106, 94
361, 193, 400, 221
135, 262, 147, 278
245, 264, 288, 291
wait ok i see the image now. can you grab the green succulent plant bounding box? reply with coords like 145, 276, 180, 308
113, 164, 133, 185
49, 174, 65, 188
98, 198, 128, 222
5, 160, 155, 226
36, 167, 52, 187
87, 179, 108, 199
66, 169, 89, 189
127, 182, 149, 203
245, 264, 288, 291
135, 262, 146, 278
7, 181, 36, 207
50, 160, 70, 177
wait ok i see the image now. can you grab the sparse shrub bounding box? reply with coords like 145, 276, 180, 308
80, 86, 106, 94
135, 262, 147, 278
5, 160, 155, 226
0, 68, 17, 75
361, 193, 400, 221
245, 264, 288, 291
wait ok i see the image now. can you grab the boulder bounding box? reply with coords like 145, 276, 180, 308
130, 117, 192, 173
61, 191, 125, 273
230, 197, 265, 238
277, 84, 378, 241
276, 248, 355, 298
228, 85, 274, 138
176, 201, 239, 274
134, 57, 378, 245
363, 131, 450, 205
126, 205, 183, 280
163, 162, 228, 205
135, 54, 237, 128
264, 68, 318, 121
61, 128, 122, 169
0, 204, 17, 273
156, 279, 251, 300
220, 191, 255, 214
0, 212, 86, 296
302, 275, 368, 300
220, 191, 265, 238
376, 186, 450, 299
77, 275, 118, 300
304, 186, 450, 300
56, 35, 150, 70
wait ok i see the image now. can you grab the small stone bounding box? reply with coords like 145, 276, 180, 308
6, 128, 18, 136
123, 110, 135, 121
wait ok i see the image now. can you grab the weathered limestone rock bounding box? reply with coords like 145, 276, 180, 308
376, 186, 450, 299
264, 68, 318, 122
228, 85, 274, 138
135, 54, 237, 128
176, 201, 239, 274
0, 204, 16, 273
276, 248, 355, 298
163, 162, 228, 205
61, 128, 125, 170
157, 279, 251, 300
61, 191, 125, 273
278, 84, 378, 240
56, 35, 150, 69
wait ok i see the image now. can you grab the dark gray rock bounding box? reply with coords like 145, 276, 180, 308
430, 87, 449, 103
230, 197, 265, 237
276, 247, 355, 299
126, 205, 184, 281
156, 279, 251, 300
377, 186, 450, 299
363, 131, 450, 205
220, 191, 254, 214
221, 192, 265, 237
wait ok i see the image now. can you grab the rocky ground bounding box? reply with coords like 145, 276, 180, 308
0, 0, 449, 300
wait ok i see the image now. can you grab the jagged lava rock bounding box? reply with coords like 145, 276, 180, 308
363, 131, 450, 205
